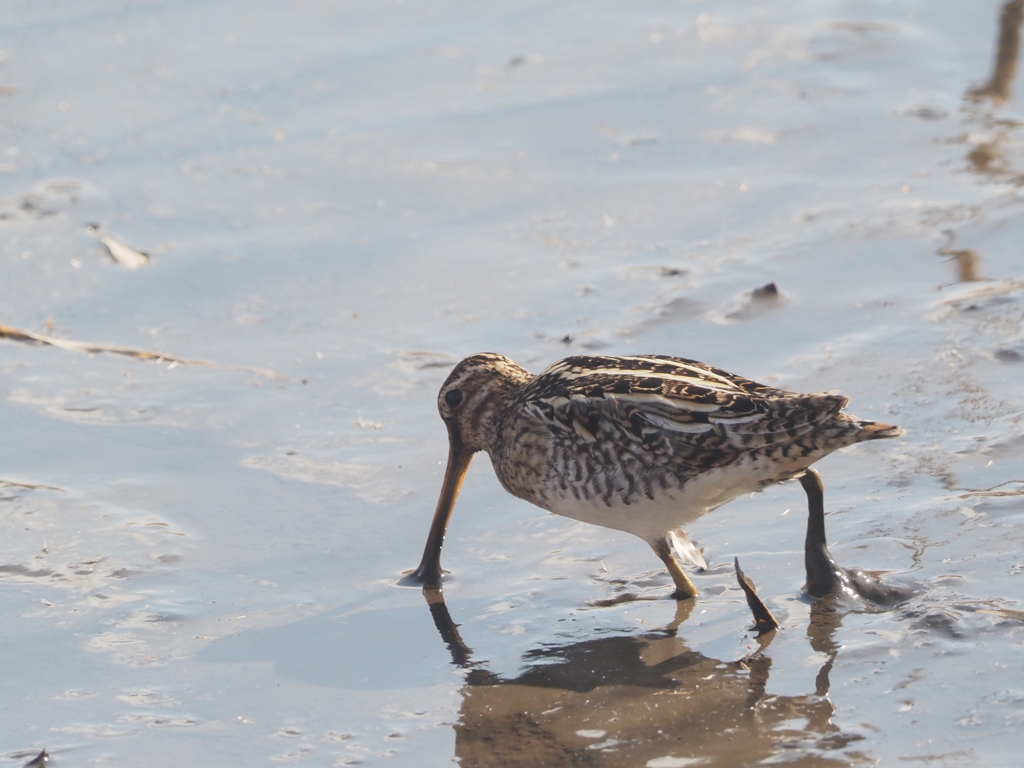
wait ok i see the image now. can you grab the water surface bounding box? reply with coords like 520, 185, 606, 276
2, 1, 1023, 766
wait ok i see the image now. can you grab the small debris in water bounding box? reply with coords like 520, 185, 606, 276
86, 223, 150, 269
994, 348, 1022, 362
734, 558, 780, 635
938, 231, 983, 282
751, 282, 780, 300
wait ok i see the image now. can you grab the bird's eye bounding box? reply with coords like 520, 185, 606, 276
445, 389, 464, 408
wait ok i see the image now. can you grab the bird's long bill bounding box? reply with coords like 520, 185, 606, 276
411, 427, 473, 584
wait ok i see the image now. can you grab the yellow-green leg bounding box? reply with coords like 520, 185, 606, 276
652, 537, 698, 600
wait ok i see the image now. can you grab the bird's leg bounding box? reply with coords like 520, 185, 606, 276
798, 467, 916, 606
652, 537, 698, 599
799, 467, 847, 598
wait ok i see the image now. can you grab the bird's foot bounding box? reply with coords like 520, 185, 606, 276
399, 563, 448, 587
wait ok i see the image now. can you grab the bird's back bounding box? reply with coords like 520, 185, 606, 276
490, 355, 902, 517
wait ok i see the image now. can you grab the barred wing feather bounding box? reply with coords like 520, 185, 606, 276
521, 355, 849, 470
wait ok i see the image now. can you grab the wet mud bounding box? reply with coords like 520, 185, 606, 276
3, 1, 1024, 766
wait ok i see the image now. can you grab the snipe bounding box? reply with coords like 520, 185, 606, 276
410, 353, 903, 599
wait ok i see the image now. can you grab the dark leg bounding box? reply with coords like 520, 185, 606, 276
799, 468, 846, 598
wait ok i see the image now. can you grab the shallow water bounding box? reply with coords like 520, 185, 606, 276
2, 1, 1024, 765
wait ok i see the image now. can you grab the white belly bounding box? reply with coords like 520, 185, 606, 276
542, 456, 785, 544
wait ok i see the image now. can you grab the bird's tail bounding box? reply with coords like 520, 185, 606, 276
852, 419, 905, 440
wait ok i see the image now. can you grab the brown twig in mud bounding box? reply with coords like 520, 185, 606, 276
954, 479, 1024, 498
0, 323, 281, 380
0, 478, 66, 492
937, 231, 983, 283
953, 602, 1024, 623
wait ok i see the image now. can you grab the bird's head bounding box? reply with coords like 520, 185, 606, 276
409, 352, 531, 585
436, 352, 531, 454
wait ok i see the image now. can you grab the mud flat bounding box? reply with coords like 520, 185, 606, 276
2, 1, 1023, 766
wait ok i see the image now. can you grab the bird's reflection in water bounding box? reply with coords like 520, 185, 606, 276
423, 587, 867, 767
959, 0, 1024, 185
807, 601, 843, 700
937, 0, 1024, 283
969, 0, 1024, 106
